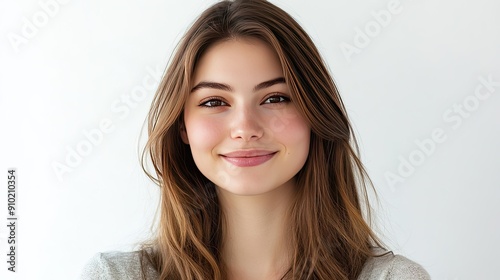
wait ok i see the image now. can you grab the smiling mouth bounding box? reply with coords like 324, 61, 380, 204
221, 151, 277, 167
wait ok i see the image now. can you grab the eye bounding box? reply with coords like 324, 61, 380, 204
262, 94, 290, 104
199, 98, 228, 108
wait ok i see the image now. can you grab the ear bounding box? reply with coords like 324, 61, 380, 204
179, 122, 189, 144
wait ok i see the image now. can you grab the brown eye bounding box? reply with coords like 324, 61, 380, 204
262, 95, 290, 104
200, 98, 228, 107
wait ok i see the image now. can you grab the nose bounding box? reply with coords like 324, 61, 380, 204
230, 107, 264, 141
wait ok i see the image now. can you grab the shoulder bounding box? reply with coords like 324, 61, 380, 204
358, 250, 431, 280
80, 250, 158, 280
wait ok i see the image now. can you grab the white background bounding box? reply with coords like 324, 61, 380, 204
1, 0, 499, 279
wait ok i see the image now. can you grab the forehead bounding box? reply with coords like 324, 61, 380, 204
193, 38, 284, 86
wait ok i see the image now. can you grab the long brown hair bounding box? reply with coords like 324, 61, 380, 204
140, 0, 384, 279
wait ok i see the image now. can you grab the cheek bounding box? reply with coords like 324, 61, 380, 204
266, 107, 310, 146
185, 116, 224, 153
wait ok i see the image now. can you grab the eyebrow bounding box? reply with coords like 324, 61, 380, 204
190, 77, 286, 93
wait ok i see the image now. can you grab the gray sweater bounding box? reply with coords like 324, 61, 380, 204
80, 250, 430, 279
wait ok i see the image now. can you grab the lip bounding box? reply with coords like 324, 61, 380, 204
220, 150, 277, 167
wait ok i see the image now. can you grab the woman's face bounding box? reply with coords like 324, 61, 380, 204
182, 38, 310, 196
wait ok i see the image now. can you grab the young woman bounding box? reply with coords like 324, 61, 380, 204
82, 0, 430, 279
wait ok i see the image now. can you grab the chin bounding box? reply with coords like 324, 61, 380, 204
216, 185, 272, 197
215, 179, 295, 197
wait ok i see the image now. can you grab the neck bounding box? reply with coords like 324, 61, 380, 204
218, 180, 297, 280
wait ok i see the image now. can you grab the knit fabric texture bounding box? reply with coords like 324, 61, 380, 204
80, 249, 430, 279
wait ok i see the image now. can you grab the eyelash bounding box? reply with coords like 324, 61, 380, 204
198, 94, 291, 108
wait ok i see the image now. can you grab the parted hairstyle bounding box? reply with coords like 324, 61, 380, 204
140, 0, 384, 279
